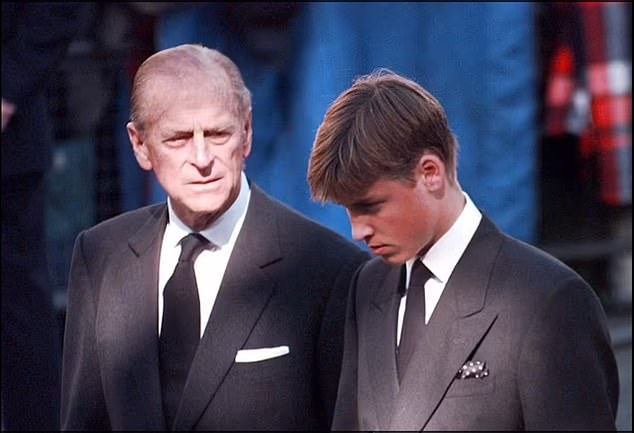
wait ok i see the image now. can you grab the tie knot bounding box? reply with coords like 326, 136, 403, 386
409, 260, 433, 289
178, 233, 209, 262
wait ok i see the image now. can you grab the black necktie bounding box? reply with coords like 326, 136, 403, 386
397, 260, 433, 382
159, 233, 208, 429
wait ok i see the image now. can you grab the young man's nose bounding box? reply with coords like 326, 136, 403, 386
350, 219, 374, 242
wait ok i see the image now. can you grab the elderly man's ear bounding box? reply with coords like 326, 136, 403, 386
242, 110, 254, 160
127, 121, 153, 171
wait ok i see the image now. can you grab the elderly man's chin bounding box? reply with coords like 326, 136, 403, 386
183, 194, 229, 214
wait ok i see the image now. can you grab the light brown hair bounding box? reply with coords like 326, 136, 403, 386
308, 69, 458, 204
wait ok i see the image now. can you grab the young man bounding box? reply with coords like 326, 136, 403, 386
61, 44, 368, 430
308, 70, 619, 431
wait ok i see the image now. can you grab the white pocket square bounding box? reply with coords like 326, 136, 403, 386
234, 345, 290, 363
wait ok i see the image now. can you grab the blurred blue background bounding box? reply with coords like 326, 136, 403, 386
126, 2, 539, 244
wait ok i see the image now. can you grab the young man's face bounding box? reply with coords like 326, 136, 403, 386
343, 176, 441, 265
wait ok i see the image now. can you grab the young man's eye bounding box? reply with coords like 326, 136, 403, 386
364, 204, 381, 214
351, 202, 381, 215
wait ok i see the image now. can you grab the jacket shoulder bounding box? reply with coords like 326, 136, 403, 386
252, 186, 369, 263
85, 203, 163, 233
77, 204, 165, 250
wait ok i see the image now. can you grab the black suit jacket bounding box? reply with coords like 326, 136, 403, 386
333, 216, 619, 431
61, 185, 369, 430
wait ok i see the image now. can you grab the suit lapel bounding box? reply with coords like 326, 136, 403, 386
97, 205, 167, 430
389, 216, 503, 431
365, 264, 403, 430
175, 186, 282, 430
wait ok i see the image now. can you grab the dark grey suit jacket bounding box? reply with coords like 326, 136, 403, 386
332, 216, 619, 431
61, 185, 369, 430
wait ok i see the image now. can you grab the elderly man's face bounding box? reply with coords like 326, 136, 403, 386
128, 79, 252, 230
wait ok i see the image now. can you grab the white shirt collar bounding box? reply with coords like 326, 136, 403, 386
165, 171, 251, 248
406, 192, 482, 282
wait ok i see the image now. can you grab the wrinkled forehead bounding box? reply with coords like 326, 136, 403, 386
141, 71, 239, 125
149, 66, 233, 101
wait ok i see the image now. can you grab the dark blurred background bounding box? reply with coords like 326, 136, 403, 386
10, 2, 633, 430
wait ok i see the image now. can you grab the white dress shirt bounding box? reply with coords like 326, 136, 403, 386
397, 192, 482, 345
158, 172, 251, 337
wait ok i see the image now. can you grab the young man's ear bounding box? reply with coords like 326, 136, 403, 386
417, 152, 445, 191
127, 122, 153, 171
